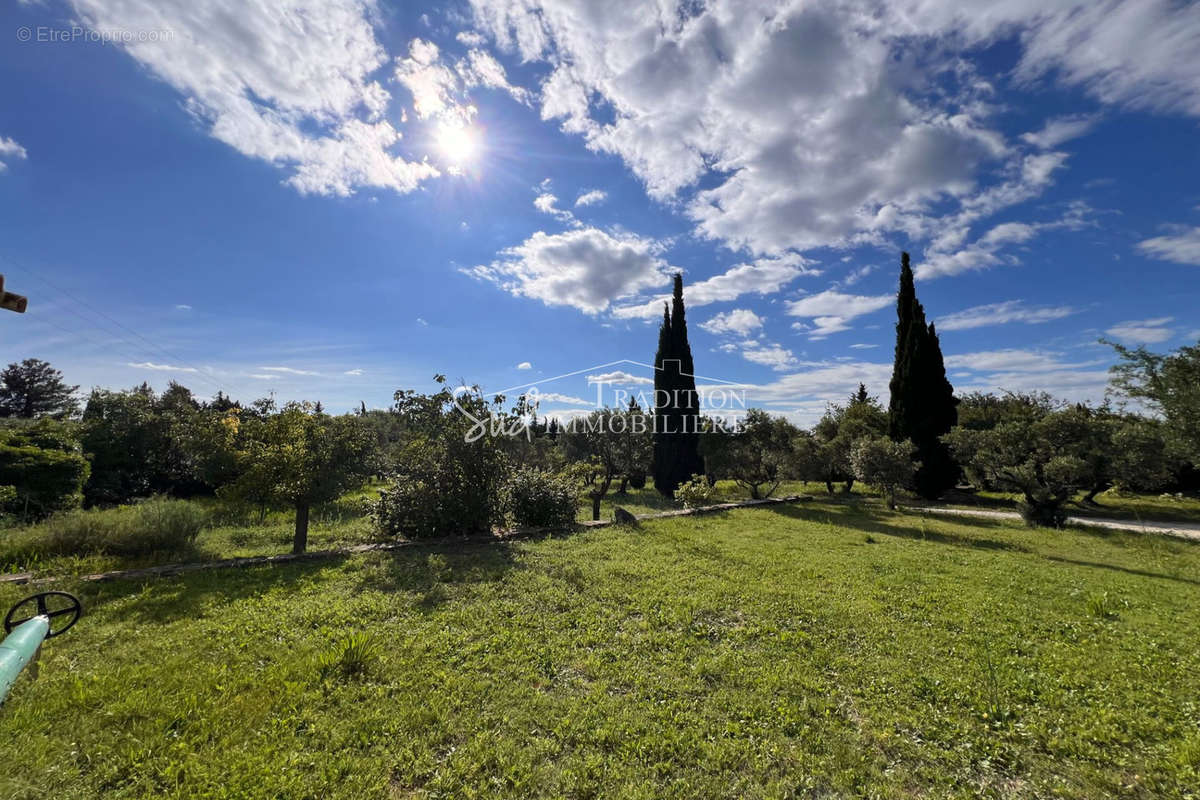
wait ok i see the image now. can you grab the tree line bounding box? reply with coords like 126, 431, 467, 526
2, 253, 1198, 548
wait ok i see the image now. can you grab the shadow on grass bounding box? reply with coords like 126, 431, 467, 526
764, 500, 1030, 553
1041, 554, 1200, 587
767, 499, 1200, 587
73, 536, 527, 624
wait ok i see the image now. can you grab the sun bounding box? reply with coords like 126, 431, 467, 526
437, 122, 479, 165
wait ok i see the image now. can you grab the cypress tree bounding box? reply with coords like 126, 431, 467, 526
653, 274, 705, 496
888, 252, 959, 499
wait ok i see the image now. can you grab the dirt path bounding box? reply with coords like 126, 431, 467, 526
907, 505, 1200, 542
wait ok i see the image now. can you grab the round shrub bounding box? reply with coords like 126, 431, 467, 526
676, 474, 716, 508
504, 467, 579, 528
627, 472, 647, 490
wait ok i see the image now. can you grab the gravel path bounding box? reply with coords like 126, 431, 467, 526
907, 505, 1200, 542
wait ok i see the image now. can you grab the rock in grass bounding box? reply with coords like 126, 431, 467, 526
613, 507, 638, 526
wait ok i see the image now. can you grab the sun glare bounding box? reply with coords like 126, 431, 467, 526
437, 122, 479, 164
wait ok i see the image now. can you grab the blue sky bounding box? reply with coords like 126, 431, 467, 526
1, 0, 1198, 423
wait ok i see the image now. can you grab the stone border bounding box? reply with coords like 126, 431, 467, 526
1, 494, 811, 586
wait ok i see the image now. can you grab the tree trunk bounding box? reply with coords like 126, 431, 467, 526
842, 477, 855, 494
825, 479, 835, 495
886, 488, 897, 510
616, 476, 629, 495
749, 484, 761, 499
293, 503, 310, 554
591, 496, 602, 521
1083, 482, 1107, 505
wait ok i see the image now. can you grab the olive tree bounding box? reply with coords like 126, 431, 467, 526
851, 437, 917, 510
702, 409, 797, 499
560, 409, 623, 521
943, 409, 1102, 527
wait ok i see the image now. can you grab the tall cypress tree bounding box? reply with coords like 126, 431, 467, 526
888, 252, 959, 499
653, 274, 705, 496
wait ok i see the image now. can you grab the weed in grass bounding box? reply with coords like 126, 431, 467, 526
316, 632, 381, 681
977, 639, 1012, 724
863, 534, 877, 544
1086, 591, 1122, 620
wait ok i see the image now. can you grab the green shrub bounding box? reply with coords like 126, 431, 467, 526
676, 474, 716, 508
1, 496, 207, 561
0, 420, 90, 520
503, 467, 579, 528
373, 438, 508, 540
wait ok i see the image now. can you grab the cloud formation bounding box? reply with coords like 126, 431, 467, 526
936, 300, 1077, 331
1139, 226, 1200, 266
786, 290, 892, 340
468, 228, 673, 313
0, 136, 27, 172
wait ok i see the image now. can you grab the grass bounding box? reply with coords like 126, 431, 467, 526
2, 481, 1196, 580
2, 502, 1199, 798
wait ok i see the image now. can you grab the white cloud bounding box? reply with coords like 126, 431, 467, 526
1138, 226, 1200, 265
740, 342, 798, 371
0, 136, 27, 172
701, 309, 764, 338
1020, 114, 1100, 149
849, 343, 878, 349
173, 304, 192, 311
456, 31, 487, 47
786, 290, 892, 340
612, 254, 814, 319
127, 361, 197, 373
467, 227, 672, 314
1105, 317, 1176, 345
575, 189, 607, 207
532, 391, 590, 405
944, 349, 1103, 375
395, 38, 530, 125
344, 368, 364, 376
587, 370, 652, 386
67, 0, 438, 197
533, 192, 576, 224
259, 365, 320, 376
936, 299, 1077, 331
516, 361, 532, 370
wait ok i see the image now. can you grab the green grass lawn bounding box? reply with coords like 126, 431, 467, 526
2, 502, 1199, 798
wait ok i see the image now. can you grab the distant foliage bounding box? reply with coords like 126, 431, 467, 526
702, 409, 797, 499
676, 474, 716, 508
0, 418, 90, 520
803, 388, 889, 494
503, 467, 579, 528
1107, 337, 1200, 463
0, 358, 79, 419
